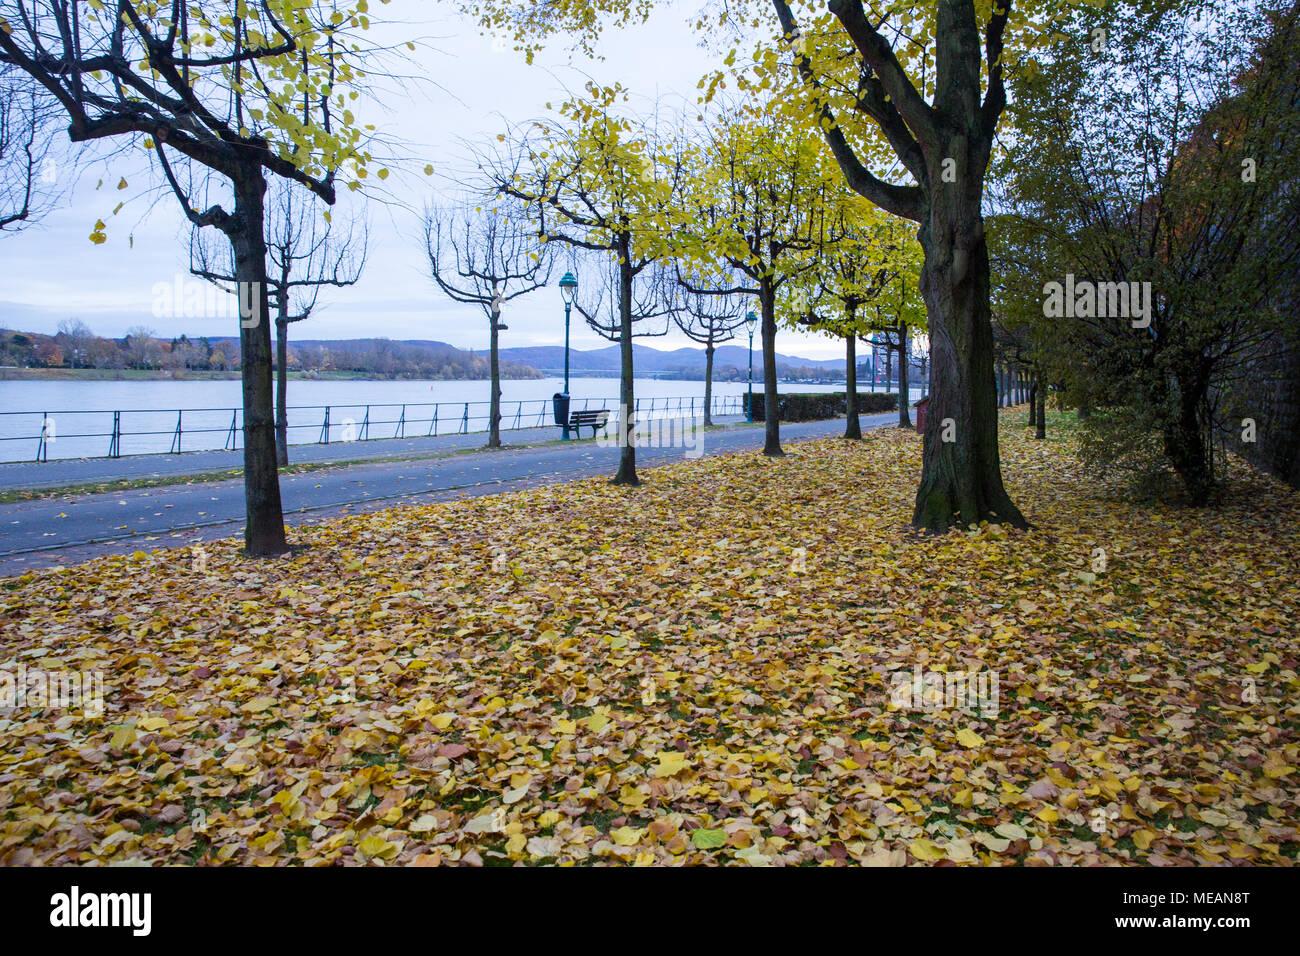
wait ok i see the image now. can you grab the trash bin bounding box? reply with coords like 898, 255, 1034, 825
914, 396, 930, 434
552, 392, 570, 427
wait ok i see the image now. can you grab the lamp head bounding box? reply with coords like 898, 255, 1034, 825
559, 271, 578, 306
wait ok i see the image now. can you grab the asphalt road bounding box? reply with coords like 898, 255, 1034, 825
0, 412, 900, 575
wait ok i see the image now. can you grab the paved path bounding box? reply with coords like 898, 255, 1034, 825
0, 412, 902, 575
0, 414, 741, 490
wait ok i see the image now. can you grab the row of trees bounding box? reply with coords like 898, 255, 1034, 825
425, 88, 932, 482
13, 0, 1275, 556
468, 0, 1065, 531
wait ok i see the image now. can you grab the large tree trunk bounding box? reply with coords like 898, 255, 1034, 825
910, 172, 1027, 532
1164, 368, 1213, 505
760, 280, 782, 456
275, 317, 289, 467
703, 336, 715, 428
488, 299, 502, 449
845, 328, 861, 439
1035, 375, 1046, 440
230, 164, 288, 556
613, 249, 638, 485
898, 323, 912, 428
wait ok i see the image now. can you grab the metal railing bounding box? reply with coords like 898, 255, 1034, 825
0, 394, 747, 463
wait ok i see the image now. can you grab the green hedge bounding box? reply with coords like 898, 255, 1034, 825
743, 391, 899, 422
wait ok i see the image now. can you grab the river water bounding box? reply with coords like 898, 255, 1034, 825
0, 376, 924, 462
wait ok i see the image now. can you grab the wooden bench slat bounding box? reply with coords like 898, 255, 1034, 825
567, 408, 609, 437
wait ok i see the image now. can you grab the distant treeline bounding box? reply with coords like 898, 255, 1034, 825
0, 324, 543, 380
654, 362, 848, 383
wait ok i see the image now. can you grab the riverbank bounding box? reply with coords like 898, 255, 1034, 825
0, 367, 544, 382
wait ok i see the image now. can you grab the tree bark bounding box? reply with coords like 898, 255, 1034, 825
488, 293, 502, 449
898, 323, 912, 428
910, 168, 1027, 532
275, 317, 289, 467
1163, 367, 1213, 505
230, 163, 288, 556
1035, 375, 1046, 440
760, 279, 783, 456
703, 336, 715, 428
845, 328, 861, 439
613, 245, 639, 485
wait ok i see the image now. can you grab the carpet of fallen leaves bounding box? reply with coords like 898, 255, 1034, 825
2, 413, 1298, 866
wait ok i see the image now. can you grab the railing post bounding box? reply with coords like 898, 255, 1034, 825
223, 410, 237, 450
460, 403, 469, 434
361, 406, 370, 441
109, 411, 121, 458
395, 404, 406, 439
170, 409, 183, 454
320, 406, 331, 444
34, 412, 49, 462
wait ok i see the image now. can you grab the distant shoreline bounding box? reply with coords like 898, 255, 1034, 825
0, 367, 544, 383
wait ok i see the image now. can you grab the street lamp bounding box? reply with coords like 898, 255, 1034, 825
745, 310, 758, 423
558, 271, 578, 439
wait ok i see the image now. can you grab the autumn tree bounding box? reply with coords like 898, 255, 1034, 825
792, 200, 910, 437
192, 183, 368, 465
572, 257, 674, 466
675, 106, 834, 456
0, 1, 384, 555
426, 196, 552, 449
671, 266, 750, 427
488, 86, 685, 484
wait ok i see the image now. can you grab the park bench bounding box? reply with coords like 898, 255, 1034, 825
568, 408, 610, 438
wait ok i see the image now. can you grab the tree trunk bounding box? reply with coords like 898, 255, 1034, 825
898, 323, 912, 428
275, 317, 289, 467
1163, 368, 1213, 504
844, 329, 861, 439
613, 248, 638, 485
230, 164, 288, 556
760, 280, 782, 456
1035, 375, 1046, 440
1027, 377, 1038, 427
488, 296, 502, 449
1077, 400, 1091, 420
910, 167, 1027, 532
703, 337, 715, 428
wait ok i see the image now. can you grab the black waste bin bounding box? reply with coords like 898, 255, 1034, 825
552, 392, 570, 427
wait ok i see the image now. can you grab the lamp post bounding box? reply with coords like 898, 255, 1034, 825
558, 271, 578, 439
745, 310, 758, 423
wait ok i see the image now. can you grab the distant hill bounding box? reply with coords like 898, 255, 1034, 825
495, 343, 847, 376
89, 333, 850, 375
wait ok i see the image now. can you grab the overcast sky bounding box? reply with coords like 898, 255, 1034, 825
0, 1, 856, 361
